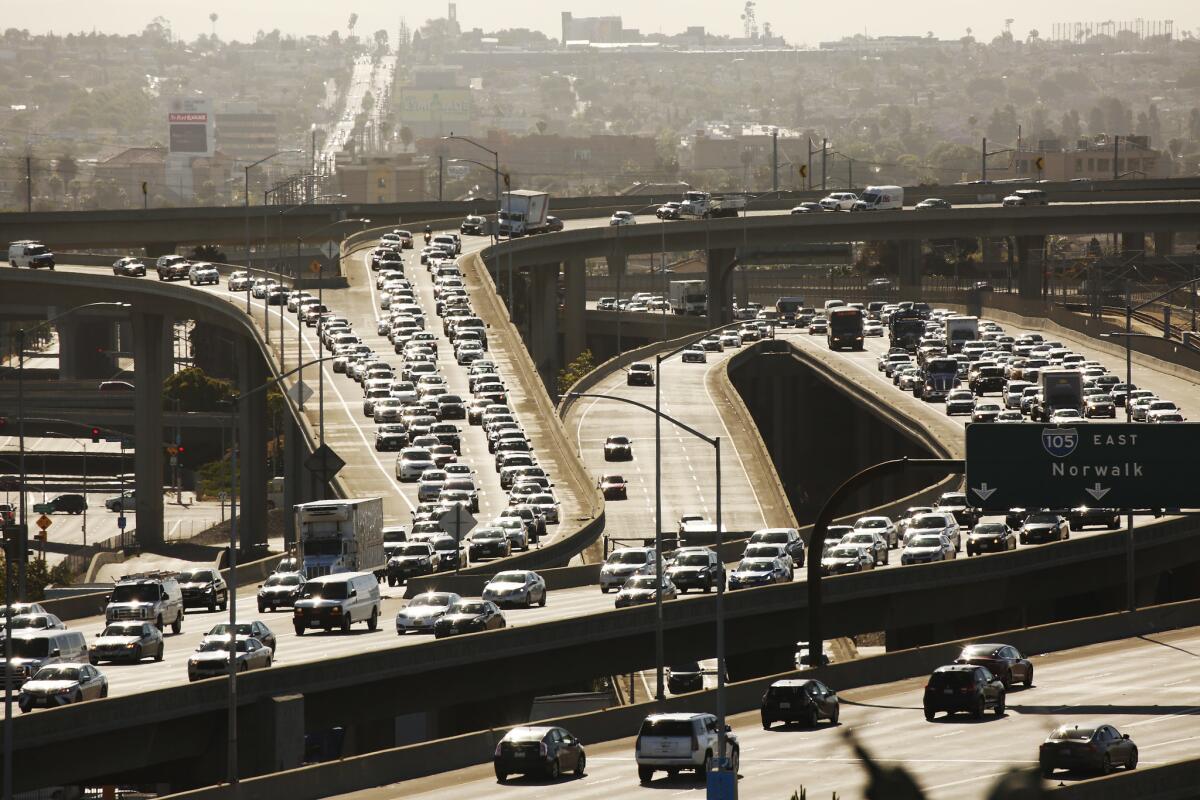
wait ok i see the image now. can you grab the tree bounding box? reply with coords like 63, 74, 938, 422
985, 105, 1019, 144
399, 125, 413, 151
557, 350, 596, 396
162, 366, 233, 412
55, 154, 78, 187
1060, 110, 1082, 142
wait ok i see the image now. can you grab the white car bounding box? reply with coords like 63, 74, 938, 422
188, 262, 220, 286
819, 192, 858, 211
396, 448, 436, 482
482, 570, 547, 608
599, 547, 656, 592
904, 513, 960, 551
609, 210, 636, 226
228, 271, 251, 291
853, 516, 898, 549
395, 592, 461, 634
636, 713, 739, 783
900, 534, 957, 565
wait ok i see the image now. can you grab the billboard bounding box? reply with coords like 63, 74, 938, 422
168, 97, 214, 156
398, 88, 472, 124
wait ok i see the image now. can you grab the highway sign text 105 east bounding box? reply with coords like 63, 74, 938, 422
965, 423, 1197, 512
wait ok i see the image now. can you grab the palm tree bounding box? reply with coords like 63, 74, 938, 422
209, 12, 218, 37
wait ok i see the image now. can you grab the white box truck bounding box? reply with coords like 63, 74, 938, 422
295, 498, 386, 581
944, 316, 979, 354
498, 190, 550, 236
677, 191, 746, 219
669, 280, 708, 315
851, 185, 904, 211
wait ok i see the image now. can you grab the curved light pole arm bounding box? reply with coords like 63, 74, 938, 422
565, 391, 715, 445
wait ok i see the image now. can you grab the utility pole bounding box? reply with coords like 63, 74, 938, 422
806, 139, 813, 191
821, 137, 828, 191
438, 155, 444, 201
25, 151, 32, 212
771, 128, 779, 192
1113, 135, 1120, 180
982, 137, 988, 182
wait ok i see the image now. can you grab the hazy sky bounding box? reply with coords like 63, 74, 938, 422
8, 1, 1197, 46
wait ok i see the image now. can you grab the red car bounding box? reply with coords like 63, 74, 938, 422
954, 642, 1033, 689
600, 475, 628, 500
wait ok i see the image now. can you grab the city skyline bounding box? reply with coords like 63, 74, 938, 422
5, 0, 1197, 46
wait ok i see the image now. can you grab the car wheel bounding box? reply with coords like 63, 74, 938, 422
89, 655, 99, 666
155, 644, 164, 662
539, 589, 547, 608
729, 746, 739, 775
994, 692, 1006, 716
368, 607, 379, 631
546, 758, 561, 780
209, 602, 216, 612
638, 765, 654, 784
172, 614, 182, 635
155, 615, 164, 631
100, 685, 109, 698
700, 749, 713, 777
972, 697, 985, 719
600, 585, 609, 594
1126, 748, 1138, 770
574, 752, 586, 778
1024, 667, 1034, 688
341, 615, 351, 633
761, 718, 772, 730
494, 767, 507, 783
132, 645, 143, 662
220, 599, 227, 612
72, 690, 83, 704
1041, 765, 1055, 779
1102, 755, 1114, 775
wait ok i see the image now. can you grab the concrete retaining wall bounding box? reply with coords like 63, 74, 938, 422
1048, 758, 1200, 799
163, 597, 1200, 800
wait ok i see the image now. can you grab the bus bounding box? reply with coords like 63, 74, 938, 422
827, 308, 864, 351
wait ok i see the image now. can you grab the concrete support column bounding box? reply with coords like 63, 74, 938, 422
981, 237, 1002, 268
528, 266, 560, 392
706, 247, 737, 325
1121, 231, 1146, 258
245, 693, 305, 776
131, 312, 165, 548
238, 338, 269, 554
563, 257, 587, 362
1015, 235, 1045, 300
56, 316, 117, 380
896, 240, 922, 295
605, 251, 627, 279
1153, 231, 1175, 257
282, 414, 310, 550
161, 316, 176, 378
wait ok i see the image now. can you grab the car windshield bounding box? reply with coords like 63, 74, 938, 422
973, 525, 1006, 535
961, 645, 1002, 658
1049, 726, 1096, 741
397, 544, 430, 556
857, 520, 886, 528
199, 640, 248, 653
207, 624, 255, 636
608, 437, 630, 445
739, 559, 775, 571
102, 624, 143, 637
828, 548, 861, 559
178, 570, 214, 583
675, 553, 710, 567
10, 617, 48, 629
111, 584, 159, 603
492, 572, 526, 584
32, 666, 80, 681
9, 638, 50, 658
912, 516, 948, 529
449, 602, 485, 614
626, 577, 658, 589
1027, 513, 1060, 524
410, 593, 455, 607
610, 550, 648, 565
300, 581, 348, 600
639, 718, 696, 737
264, 574, 301, 587
911, 536, 944, 548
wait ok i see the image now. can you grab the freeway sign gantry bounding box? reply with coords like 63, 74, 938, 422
966, 423, 1198, 512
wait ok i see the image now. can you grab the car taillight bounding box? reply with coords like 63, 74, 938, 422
960, 687, 973, 694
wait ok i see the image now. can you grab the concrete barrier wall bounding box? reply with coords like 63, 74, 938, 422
163, 596, 1200, 800
1048, 758, 1200, 799
403, 562, 604, 599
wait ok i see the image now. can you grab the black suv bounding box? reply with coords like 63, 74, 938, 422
34, 494, 87, 515
761, 678, 840, 728
667, 662, 704, 694
923, 664, 1006, 721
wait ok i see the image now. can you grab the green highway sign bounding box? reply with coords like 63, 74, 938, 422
966, 423, 1198, 512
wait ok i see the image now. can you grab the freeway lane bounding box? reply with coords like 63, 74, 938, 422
330, 624, 1200, 800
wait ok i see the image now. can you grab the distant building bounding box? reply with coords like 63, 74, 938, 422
398, 67, 473, 139
215, 101, 279, 161
95, 146, 235, 205
561, 12, 625, 44
335, 154, 427, 203
685, 126, 807, 175
987, 135, 1171, 181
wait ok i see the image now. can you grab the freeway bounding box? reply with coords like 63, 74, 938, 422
328, 623, 1200, 800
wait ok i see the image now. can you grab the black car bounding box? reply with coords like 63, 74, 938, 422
429, 422, 462, 454
437, 395, 466, 420
761, 678, 839, 728
429, 535, 466, 570
257, 572, 303, 612
433, 600, 506, 638
177, 567, 228, 611
460, 215, 487, 235
375, 425, 408, 452
923, 664, 1005, 720
936, 492, 981, 528
666, 662, 704, 694
1020, 512, 1069, 544
965, 522, 1016, 556
494, 725, 586, 782
544, 216, 564, 232
468, 528, 512, 561
603, 436, 633, 461
112, 257, 147, 277
1040, 724, 1137, 777
954, 642, 1033, 689
33, 493, 86, 515
1067, 506, 1121, 530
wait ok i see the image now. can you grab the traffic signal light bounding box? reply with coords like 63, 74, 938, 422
91, 427, 101, 443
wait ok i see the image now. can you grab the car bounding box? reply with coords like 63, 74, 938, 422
396, 447, 436, 481
600, 474, 628, 500
901, 534, 956, 565
32, 493, 86, 515
386, 541, 440, 586
1020, 512, 1069, 544
728, 557, 791, 589
667, 661, 704, 694
971, 400, 1003, 422
155, 254, 189, 280
375, 424, 408, 452
494, 725, 586, 782
923, 664, 1005, 720
188, 262, 220, 286
681, 346, 706, 363
176, 567, 229, 611
460, 215, 487, 235
966, 522, 1017, 556
809, 319, 828, 334
954, 642, 1033, 688
104, 490, 136, 512
17, 663, 107, 712
1040, 724, 1137, 777
0, 612, 64, 640
433, 599, 506, 638
852, 516, 898, 549
819, 192, 858, 211
8, 240, 55, 269
256, 571, 303, 612
760, 678, 839, 728
609, 210, 636, 226
635, 713, 739, 783
112, 256, 147, 277
1002, 188, 1048, 207
656, 202, 682, 219
914, 198, 952, 211
700, 335, 724, 352
934, 492, 980, 529
1067, 506, 1121, 530
87, 621, 164, 664
201, 621, 277, 654
292, 572, 381, 635
482, 570, 547, 608
666, 547, 725, 593
187, 636, 272, 682
790, 202, 823, 214
391, 591, 461, 635
615, 573, 676, 608
545, 216, 564, 232
838, 531, 889, 565
821, 545, 875, 575
599, 547, 655, 592
603, 435, 632, 461
1085, 395, 1117, 419
907, 512, 961, 550
467, 527, 512, 561
945, 389, 975, 415
627, 363, 655, 386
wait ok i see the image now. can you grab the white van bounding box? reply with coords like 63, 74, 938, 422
3, 629, 88, 685
292, 572, 381, 635
852, 185, 904, 211
8, 240, 55, 269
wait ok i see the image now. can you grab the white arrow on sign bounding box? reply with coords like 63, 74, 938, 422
972, 483, 997, 501
1085, 483, 1111, 501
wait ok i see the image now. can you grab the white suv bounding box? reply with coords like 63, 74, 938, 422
819, 192, 857, 211
635, 712, 739, 783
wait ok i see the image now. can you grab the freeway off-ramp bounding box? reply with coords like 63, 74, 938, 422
321, 623, 1200, 800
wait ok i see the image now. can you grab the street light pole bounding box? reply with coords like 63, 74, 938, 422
244, 150, 303, 313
